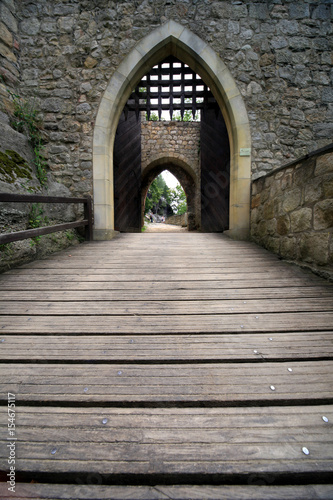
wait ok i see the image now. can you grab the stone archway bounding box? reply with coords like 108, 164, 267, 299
93, 20, 251, 241
141, 158, 198, 231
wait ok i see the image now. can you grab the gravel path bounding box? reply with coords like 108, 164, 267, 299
144, 223, 187, 233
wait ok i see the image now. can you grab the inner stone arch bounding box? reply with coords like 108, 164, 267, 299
93, 20, 251, 240
141, 158, 198, 231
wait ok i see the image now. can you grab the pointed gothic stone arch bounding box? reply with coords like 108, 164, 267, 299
141, 158, 198, 231
93, 20, 251, 240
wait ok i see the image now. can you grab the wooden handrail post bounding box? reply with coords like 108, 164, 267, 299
84, 196, 93, 241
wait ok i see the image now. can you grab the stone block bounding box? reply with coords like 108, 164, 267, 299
315, 152, 333, 176
260, 188, 270, 204
0, 40, 16, 62
294, 159, 315, 186
0, 21, 12, 47
289, 3, 309, 19
41, 98, 63, 113
313, 123, 333, 139
254, 178, 264, 194
304, 178, 322, 204
322, 87, 333, 103
259, 53, 275, 67
290, 208, 312, 233
311, 3, 331, 20
265, 236, 280, 254
251, 194, 261, 209
280, 236, 297, 260
278, 20, 299, 36
84, 56, 98, 68
41, 21, 57, 33
0, 3, 17, 33
21, 17, 40, 35
2, 0, 16, 13
323, 175, 333, 199
256, 219, 265, 238
54, 4, 78, 15
266, 218, 277, 236
281, 173, 293, 191
277, 215, 290, 236
250, 206, 258, 223
314, 199, 333, 230
263, 199, 275, 220
58, 17, 75, 33
249, 3, 269, 20
299, 233, 329, 265
282, 188, 301, 213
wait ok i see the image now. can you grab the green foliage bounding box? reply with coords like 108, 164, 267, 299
0, 242, 14, 257
169, 184, 187, 215
172, 109, 200, 122
145, 174, 171, 215
28, 203, 49, 244
146, 112, 160, 121
66, 230, 75, 241
172, 98, 200, 122
7, 90, 48, 186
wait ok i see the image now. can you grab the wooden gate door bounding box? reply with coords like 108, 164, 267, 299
113, 111, 142, 232
200, 108, 230, 232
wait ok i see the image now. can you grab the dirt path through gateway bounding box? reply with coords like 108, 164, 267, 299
144, 223, 188, 232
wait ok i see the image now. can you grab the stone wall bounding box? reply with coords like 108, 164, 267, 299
165, 212, 187, 227
0, 0, 20, 113
13, 0, 333, 197
0, 0, 82, 272
251, 145, 333, 280
141, 120, 200, 177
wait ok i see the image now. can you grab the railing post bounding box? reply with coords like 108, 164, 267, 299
84, 196, 93, 241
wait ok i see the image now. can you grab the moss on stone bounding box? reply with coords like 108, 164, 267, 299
0, 149, 33, 183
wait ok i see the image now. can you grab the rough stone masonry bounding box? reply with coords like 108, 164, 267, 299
0, 0, 330, 196
0, 0, 332, 274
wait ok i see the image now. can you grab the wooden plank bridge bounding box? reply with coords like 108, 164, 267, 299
0, 232, 333, 499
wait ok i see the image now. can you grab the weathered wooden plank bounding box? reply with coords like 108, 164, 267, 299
1, 333, 332, 361
1, 360, 332, 376
1, 483, 332, 500
5, 266, 298, 276
1, 408, 332, 441
1, 422, 331, 444
1, 441, 333, 463
16, 256, 285, 268
0, 278, 325, 290
3, 403, 331, 416
0, 407, 332, 481
0, 271, 309, 282
1, 297, 332, 315
0, 231, 332, 493
1, 312, 332, 333
1, 286, 332, 301
0, 362, 332, 403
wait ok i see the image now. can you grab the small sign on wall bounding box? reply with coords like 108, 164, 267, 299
240, 148, 251, 156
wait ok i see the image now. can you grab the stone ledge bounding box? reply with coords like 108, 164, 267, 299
252, 143, 333, 182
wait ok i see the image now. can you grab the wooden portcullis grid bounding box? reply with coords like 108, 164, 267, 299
124, 56, 219, 121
